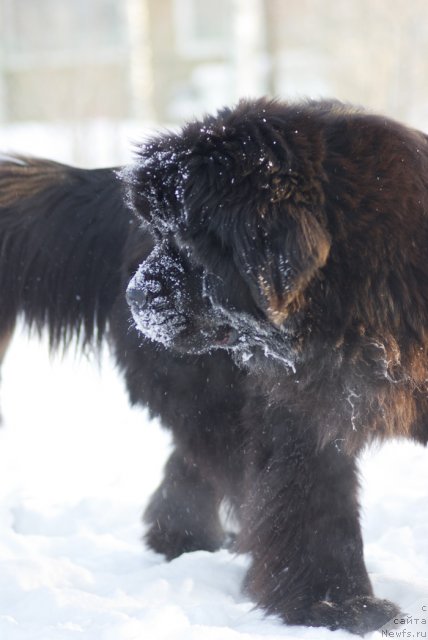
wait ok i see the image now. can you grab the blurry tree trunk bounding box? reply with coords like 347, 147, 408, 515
232, 0, 268, 100
125, 0, 155, 121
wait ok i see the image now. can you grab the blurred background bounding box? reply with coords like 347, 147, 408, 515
1, 0, 428, 167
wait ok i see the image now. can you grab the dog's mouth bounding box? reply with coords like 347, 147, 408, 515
212, 324, 240, 347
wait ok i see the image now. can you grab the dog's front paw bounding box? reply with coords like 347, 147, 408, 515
303, 595, 400, 635
145, 521, 225, 560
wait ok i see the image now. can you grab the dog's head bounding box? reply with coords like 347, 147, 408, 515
123, 99, 332, 368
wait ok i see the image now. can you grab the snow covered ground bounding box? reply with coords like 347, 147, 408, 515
0, 327, 427, 640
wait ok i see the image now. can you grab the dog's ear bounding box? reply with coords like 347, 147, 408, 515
233, 205, 331, 326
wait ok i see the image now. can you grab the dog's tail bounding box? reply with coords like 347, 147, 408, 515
0, 154, 133, 351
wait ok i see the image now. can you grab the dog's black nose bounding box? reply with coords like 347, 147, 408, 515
126, 284, 148, 308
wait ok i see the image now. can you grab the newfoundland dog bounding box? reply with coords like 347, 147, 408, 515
2, 98, 428, 634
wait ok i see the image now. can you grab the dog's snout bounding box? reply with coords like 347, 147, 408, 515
126, 284, 148, 308
127, 272, 164, 310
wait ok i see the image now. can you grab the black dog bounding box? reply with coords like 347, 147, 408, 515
2, 97, 428, 633
125, 98, 428, 632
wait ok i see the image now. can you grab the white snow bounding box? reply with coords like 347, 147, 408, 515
0, 326, 427, 640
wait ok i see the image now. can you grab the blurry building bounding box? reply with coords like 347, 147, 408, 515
0, 0, 153, 121
1, 0, 428, 163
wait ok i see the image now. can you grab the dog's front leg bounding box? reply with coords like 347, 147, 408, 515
143, 448, 227, 559
239, 425, 399, 634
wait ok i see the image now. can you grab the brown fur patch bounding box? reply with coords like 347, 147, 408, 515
382, 387, 415, 439
258, 274, 288, 325
296, 210, 331, 271
258, 274, 305, 326
0, 157, 67, 208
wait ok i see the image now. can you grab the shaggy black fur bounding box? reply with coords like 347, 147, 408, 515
2, 97, 428, 634
125, 99, 428, 633
0, 156, 129, 346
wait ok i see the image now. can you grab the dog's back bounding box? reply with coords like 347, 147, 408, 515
0, 156, 134, 349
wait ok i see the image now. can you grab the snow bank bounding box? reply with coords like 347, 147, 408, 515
0, 327, 427, 639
